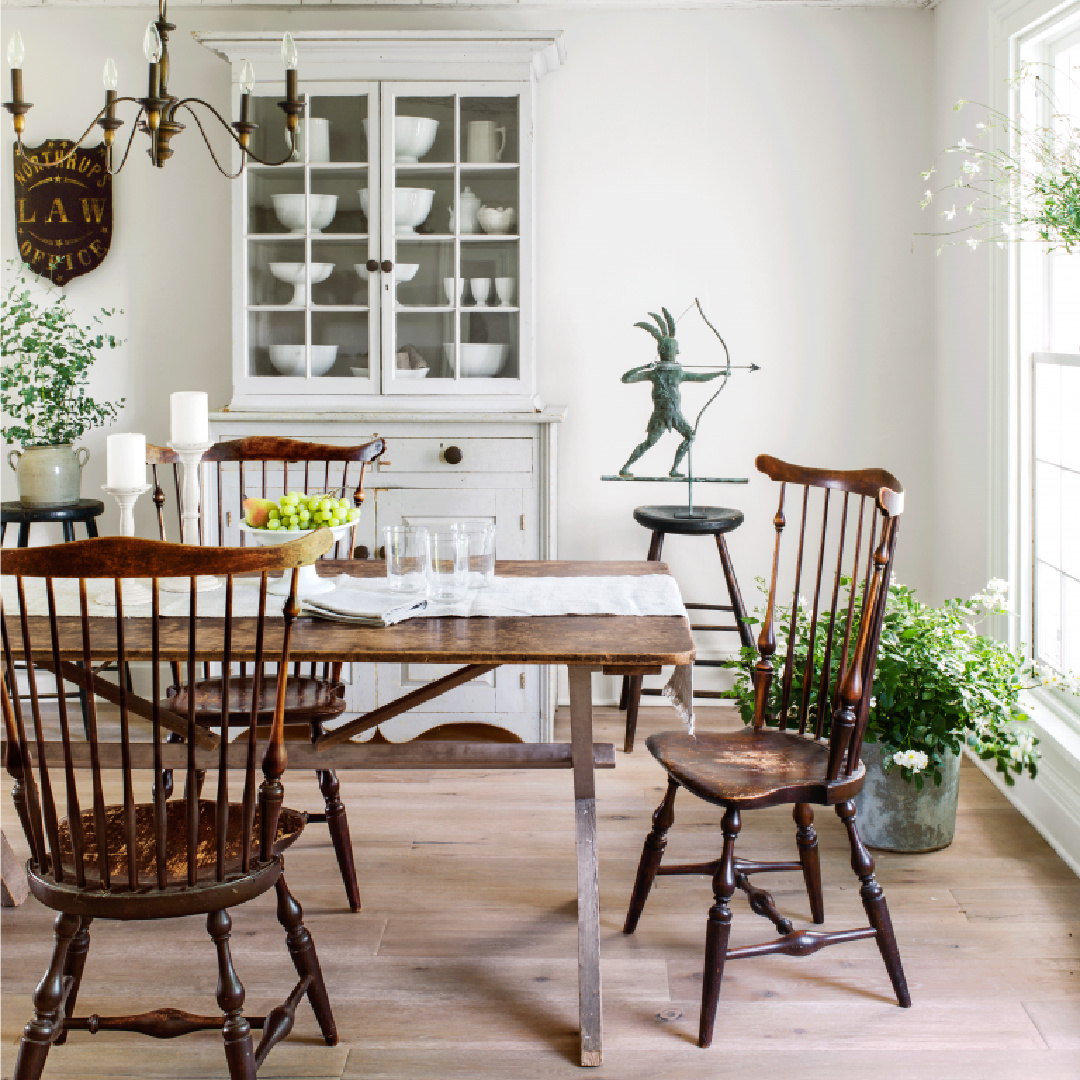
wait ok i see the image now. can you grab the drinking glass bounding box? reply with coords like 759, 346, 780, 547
495, 277, 515, 307
453, 520, 496, 589
469, 277, 491, 306
427, 530, 469, 601
383, 525, 430, 594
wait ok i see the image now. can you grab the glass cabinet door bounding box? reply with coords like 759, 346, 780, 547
243, 86, 380, 393
381, 85, 525, 395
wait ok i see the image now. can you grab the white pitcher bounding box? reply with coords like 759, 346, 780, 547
466, 121, 506, 163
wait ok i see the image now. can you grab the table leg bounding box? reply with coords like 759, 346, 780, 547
567, 665, 602, 1067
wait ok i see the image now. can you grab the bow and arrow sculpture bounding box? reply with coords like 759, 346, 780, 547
616, 299, 759, 490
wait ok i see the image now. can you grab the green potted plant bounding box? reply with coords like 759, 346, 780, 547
724, 578, 1077, 853
1, 263, 124, 506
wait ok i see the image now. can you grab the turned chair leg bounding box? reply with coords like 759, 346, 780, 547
54, 916, 92, 1046
14, 912, 82, 1080
624, 778, 679, 934
317, 767, 361, 911
700, 806, 741, 1049
836, 800, 911, 1008
794, 803, 825, 924
208, 908, 257, 1080
276, 876, 338, 1046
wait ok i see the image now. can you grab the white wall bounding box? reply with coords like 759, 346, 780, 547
1, 5, 936, 663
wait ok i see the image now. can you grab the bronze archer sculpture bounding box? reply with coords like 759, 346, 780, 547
619, 307, 727, 478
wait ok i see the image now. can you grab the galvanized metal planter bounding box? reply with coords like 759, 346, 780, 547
7, 443, 89, 507
855, 742, 961, 853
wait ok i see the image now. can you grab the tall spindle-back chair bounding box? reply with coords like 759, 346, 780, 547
622, 454, 910, 1048
0, 532, 337, 1080
148, 436, 385, 913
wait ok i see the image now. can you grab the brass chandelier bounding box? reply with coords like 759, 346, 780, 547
3, 0, 302, 176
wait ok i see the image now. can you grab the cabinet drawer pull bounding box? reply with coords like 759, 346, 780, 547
443, 445, 463, 465
365, 259, 379, 272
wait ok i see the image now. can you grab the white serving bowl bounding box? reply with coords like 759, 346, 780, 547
362, 116, 439, 163
353, 262, 419, 283
268, 262, 334, 306
445, 342, 509, 378
477, 206, 515, 235
268, 344, 339, 378
271, 193, 338, 234
349, 366, 369, 377
359, 187, 434, 234
239, 520, 354, 596
395, 367, 429, 380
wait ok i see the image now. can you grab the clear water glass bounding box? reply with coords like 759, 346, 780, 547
427, 530, 469, 601
453, 520, 496, 589
383, 525, 430, 594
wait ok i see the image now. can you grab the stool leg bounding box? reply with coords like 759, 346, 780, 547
61, 522, 74, 543
85, 518, 99, 539
624, 530, 666, 753
1, 522, 6, 543
18, 523, 30, 548
715, 534, 753, 652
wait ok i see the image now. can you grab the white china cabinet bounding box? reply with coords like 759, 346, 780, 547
196, 33, 566, 741
196, 31, 564, 412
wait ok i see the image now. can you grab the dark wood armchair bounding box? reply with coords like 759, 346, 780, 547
622, 454, 910, 1047
1, 532, 337, 1080
146, 436, 385, 913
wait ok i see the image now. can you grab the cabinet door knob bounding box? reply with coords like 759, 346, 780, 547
381, 260, 394, 273
365, 259, 379, 272
443, 445, 463, 465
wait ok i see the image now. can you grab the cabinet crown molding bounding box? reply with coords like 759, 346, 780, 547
194, 30, 566, 83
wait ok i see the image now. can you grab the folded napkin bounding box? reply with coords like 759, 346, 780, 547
301, 587, 428, 628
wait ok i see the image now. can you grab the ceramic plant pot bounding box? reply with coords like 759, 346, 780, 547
8, 443, 90, 507
854, 741, 961, 853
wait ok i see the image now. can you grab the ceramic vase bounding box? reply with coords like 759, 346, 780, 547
7, 443, 90, 507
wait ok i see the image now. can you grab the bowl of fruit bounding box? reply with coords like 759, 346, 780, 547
240, 491, 361, 596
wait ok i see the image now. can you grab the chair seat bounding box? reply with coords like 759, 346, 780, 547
51, 799, 305, 889
168, 676, 347, 726
646, 728, 865, 809
632, 505, 744, 536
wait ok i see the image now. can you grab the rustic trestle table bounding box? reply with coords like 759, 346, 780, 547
7, 559, 695, 1067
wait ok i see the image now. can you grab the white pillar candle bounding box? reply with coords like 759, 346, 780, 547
106, 432, 146, 489
170, 391, 209, 445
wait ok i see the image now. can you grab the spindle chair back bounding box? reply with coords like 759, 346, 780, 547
622, 455, 909, 1049
0, 532, 337, 1080
147, 436, 383, 913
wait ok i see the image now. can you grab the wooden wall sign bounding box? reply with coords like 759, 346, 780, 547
12, 139, 112, 287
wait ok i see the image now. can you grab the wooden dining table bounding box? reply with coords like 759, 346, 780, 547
8, 558, 695, 1067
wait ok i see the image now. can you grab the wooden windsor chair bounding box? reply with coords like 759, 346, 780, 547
622, 454, 911, 1048
0, 531, 338, 1080
147, 436, 385, 913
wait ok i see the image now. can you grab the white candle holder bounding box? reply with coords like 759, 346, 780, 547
96, 483, 152, 606
159, 441, 222, 593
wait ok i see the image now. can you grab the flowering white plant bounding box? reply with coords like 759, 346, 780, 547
919, 67, 1080, 254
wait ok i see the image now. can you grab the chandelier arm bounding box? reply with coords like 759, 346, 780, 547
107, 108, 145, 176
176, 103, 246, 179
172, 97, 299, 167
11, 97, 143, 166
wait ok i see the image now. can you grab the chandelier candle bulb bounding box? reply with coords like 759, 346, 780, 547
106, 433, 146, 489
103, 58, 117, 91
7, 32, 24, 115
170, 391, 209, 445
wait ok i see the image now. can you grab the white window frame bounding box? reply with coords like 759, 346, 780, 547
991, 0, 1080, 735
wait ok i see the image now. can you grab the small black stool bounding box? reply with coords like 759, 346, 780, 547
1, 499, 105, 546
620, 505, 755, 753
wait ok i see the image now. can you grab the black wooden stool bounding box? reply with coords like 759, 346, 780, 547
620, 505, 755, 753
1, 499, 105, 546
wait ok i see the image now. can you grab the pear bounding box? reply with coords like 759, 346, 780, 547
243, 497, 278, 528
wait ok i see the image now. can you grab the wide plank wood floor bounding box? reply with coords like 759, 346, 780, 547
3, 705, 1079, 1079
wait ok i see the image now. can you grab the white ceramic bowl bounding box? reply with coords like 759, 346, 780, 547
445, 342, 509, 378
239, 520, 355, 597
360, 187, 434, 234
349, 366, 369, 377
268, 344, 339, 378
477, 206, 514, 235
363, 116, 439, 163
354, 262, 419, 283
395, 367, 429, 380
269, 262, 334, 306
271, 193, 338, 234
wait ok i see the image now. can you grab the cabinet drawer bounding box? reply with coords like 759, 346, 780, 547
379, 437, 533, 473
